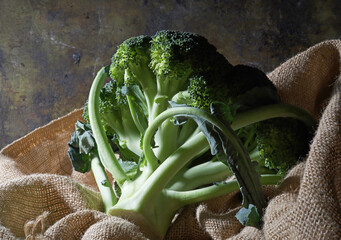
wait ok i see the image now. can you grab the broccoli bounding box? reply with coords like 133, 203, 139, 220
68, 30, 316, 239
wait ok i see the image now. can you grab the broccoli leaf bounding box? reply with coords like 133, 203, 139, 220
67, 146, 92, 173
67, 121, 96, 173
118, 158, 139, 178
209, 102, 267, 226
78, 131, 96, 154
235, 204, 261, 228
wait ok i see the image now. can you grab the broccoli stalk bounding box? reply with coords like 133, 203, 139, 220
87, 67, 130, 185
90, 155, 118, 210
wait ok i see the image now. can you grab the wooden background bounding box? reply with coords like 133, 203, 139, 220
0, 0, 341, 149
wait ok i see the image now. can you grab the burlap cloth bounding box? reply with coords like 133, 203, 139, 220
1, 40, 340, 239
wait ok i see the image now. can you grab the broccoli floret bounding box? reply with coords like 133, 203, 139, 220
187, 74, 214, 110
250, 118, 311, 175
110, 35, 154, 88
109, 35, 156, 119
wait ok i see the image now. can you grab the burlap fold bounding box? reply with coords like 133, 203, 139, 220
1, 40, 341, 239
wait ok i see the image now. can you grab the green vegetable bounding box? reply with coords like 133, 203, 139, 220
68, 30, 316, 239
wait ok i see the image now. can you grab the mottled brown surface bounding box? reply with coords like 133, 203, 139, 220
0, 0, 340, 149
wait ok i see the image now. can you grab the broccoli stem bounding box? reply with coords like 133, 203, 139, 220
142, 107, 211, 173
90, 155, 117, 212
128, 64, 157, 119
141, 131, 209, 205
259, 174, 283, 185
168, 160, 233, 191
151, 98, 169, 121
249, 147, 261, 161
154, 119, 180, 162
165, 180, 239, 206
241, 127, 257, 151
165, 174, 283, 207
126, 95, 146, 134
176, 119, 200, 146
88, 67, 129, 186
231, 104, 317, 130
102, 112, 142, 156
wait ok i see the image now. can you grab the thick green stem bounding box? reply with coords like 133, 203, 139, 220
231, 104, 317, 130
249, 147, 261, 161
166, 180, 239, 207
141, 132, 209, 205
151, 97, 169, 121
166, 174, 283, 207
168, 160, 233, 191
176, 119, 200, 146
126, 95, 146, 134
129, 64, 157, 121
154, 119, 180, 162
88, 67, 128, 185
91, 155, 117, 212
103, 114, 142, 155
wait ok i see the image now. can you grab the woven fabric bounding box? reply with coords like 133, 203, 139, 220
1, 40, 340, 239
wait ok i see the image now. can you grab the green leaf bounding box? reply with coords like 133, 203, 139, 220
209, 102, 267, 215
67, 146, 92, 173
67, 120, 97, 173
79, 131, 96, 154
118, 158, 138, 176
235, 204, 261, 228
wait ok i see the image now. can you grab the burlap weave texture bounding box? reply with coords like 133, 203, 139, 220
1, 40, 340, 239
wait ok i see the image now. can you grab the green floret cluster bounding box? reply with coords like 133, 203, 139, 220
252, 118, 311, 175
68, 30, 316, 239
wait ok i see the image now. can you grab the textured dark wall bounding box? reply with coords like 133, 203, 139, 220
0, 0, 341, 149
